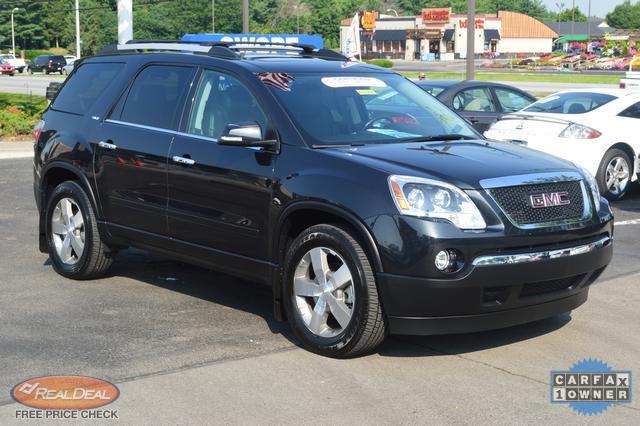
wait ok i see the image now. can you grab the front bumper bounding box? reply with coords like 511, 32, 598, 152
378, 234, 612, 335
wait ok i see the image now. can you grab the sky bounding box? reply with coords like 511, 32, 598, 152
541, 0, 633, 18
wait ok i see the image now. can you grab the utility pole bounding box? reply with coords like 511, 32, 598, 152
212, 0, 215, 32
571, 0, 575, 36
118, 0, 133, 45
75, 0, 81, 58
242, 0, 249, 33
466, 0, 475, 80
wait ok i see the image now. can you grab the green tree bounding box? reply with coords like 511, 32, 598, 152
606, 0, 640, 29
556, 7, 587, 22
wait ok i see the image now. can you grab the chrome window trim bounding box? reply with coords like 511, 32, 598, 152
480, 172, 592, 230
104, 119, 175, 135
472, 236, 611, 267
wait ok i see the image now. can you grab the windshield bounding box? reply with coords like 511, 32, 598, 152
524, 92, 616, 114
266, 73, 477, 146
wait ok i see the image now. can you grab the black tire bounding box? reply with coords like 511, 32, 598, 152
597, 148, 632, 201
282, 224, 386, 358
28, 67, 33, 74
45, 181, 114, 279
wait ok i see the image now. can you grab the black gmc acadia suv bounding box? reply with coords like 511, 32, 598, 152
33, 41, 613, 358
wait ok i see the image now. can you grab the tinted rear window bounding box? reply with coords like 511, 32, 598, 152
524, 92, 616, 114
118, 65, 193, 130
52, 63, 124, 115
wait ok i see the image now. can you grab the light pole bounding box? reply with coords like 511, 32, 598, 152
212, 0, 215, 32
555, 2, 564, 43
11, 7, 20, 55
75, 0, 81, 58
242, 0, 249, 33
386, 9, 399, 17
466, 0, 475, 80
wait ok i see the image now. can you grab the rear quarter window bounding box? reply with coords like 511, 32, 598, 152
51, 62, 124, 115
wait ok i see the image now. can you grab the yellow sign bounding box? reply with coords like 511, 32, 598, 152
360, 11, 376, 31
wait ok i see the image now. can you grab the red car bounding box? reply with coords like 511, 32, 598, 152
0, 59, 16, 76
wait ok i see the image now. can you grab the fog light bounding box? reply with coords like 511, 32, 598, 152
435, 250, 452, 271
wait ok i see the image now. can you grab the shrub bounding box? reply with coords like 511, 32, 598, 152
365, 59, 393, 68
0, 93, 47, 138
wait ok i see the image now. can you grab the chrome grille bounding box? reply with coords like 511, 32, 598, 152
489, 180, 586, 226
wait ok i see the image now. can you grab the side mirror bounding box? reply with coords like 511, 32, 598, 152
46, 82, 62, 102
219, 122, 279, 152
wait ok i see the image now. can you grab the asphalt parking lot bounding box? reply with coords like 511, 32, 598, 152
0, 152, 639, 423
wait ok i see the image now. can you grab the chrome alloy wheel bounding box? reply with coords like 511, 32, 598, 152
293, 247, 355, 338
605, 156, 630, 196
51, 197, 85, 265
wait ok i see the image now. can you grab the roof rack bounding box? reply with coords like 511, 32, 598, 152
96, 39, 348, 61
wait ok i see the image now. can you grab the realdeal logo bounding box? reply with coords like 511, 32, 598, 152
11, 375, 119, 410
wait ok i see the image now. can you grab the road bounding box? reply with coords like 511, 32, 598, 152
0, 75, 62, 96
391, 59, 626, 77
0, 145, 638, 423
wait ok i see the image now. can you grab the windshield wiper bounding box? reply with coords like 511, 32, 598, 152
398, 134, 477, 143
311, 143, 365, 148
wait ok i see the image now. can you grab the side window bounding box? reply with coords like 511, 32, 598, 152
119, 65, 193, 130
619, 102, 640, 119
494, 88, 532, 113
52, 63, 124, 115
452, 88, 496, 112
187, 70, 267, 140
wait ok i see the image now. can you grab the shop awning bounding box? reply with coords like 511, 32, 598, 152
484, 29, 500, 40
555, 35, 589, 43
443, 29, 455, 42
372, 30, 407, 41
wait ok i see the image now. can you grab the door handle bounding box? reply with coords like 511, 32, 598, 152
172, 155, 195, 166
98, 141, 117, 150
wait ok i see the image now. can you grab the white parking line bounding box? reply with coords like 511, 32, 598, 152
614, 219, 640, 226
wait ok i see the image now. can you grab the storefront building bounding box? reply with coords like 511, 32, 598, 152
340, 9, 558, 60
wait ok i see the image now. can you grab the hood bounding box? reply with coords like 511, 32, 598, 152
326, 140, 578, 189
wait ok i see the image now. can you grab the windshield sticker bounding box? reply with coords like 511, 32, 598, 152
356, 89, 377, 95
321, 76, 387, 88
257, 72, 295, 91
366, 129, 421, 139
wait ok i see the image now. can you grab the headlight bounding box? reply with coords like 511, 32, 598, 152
388, 175, 486, 230
576, 165, 601, 212
559, 124, 601, 139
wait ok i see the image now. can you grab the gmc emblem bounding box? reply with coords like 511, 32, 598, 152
529, 191, 570, 208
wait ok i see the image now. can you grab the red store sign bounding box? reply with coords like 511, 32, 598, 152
422, 8, 451, 24
459, 18, 485, 29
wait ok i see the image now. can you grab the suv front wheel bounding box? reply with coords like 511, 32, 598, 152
45, 181, 114, 279
283, 224, 386, 358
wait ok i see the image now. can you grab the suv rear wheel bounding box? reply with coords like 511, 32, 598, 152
45, 181, 114, 279
283, 224, 386, 358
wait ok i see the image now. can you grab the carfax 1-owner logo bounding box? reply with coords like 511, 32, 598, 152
551, 359, 632, 415
11, 375, 119, 419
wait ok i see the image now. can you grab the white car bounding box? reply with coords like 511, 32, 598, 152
0, 53, 26, 73
485, 89, 640, 200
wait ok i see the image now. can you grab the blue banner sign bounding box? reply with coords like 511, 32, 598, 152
181, 33, 324, 49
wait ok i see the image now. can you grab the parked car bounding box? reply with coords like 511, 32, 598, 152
0, 53, 26, 73
33, 41, 613, 358
62, 60, 76, 75
413, 80, 537, 132
0, 59, 16, 76
485, 89, 640, 200
64, 55, 77, 63
28, 55, 66, 74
